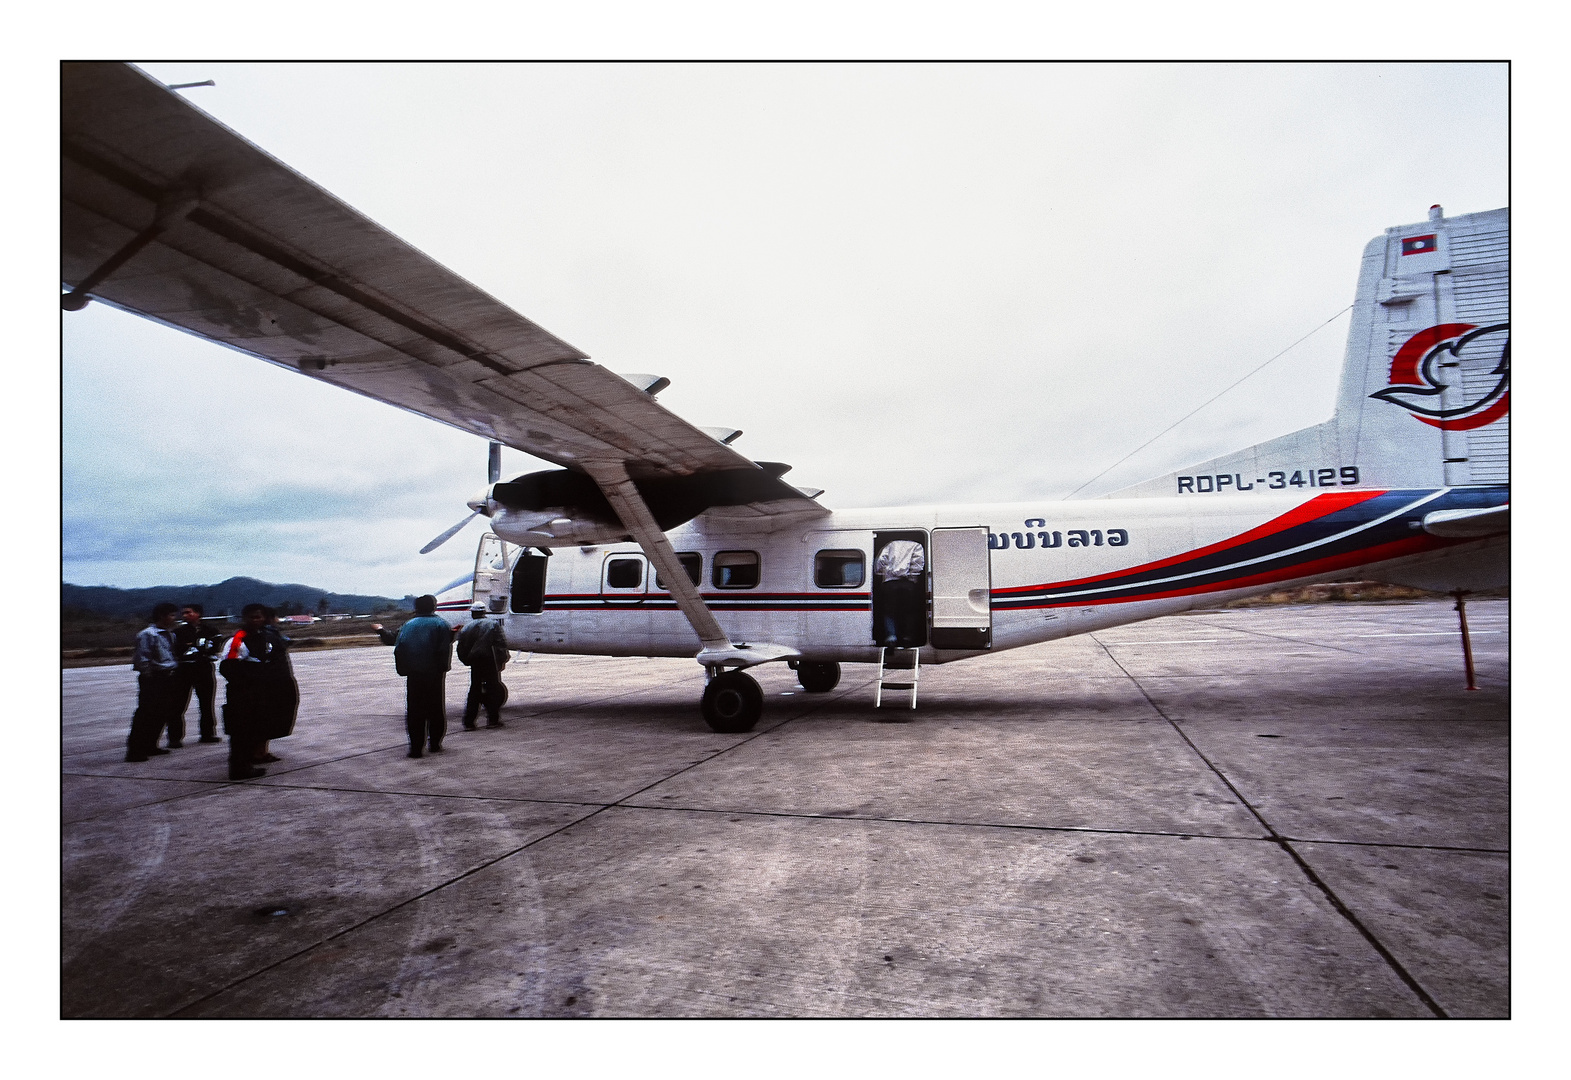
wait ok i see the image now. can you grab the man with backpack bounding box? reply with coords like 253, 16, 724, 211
456, 602, 509, 730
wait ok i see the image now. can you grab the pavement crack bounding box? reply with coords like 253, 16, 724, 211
608, 801, 1267, 842
1090, 632, 1450, 1019
601, 685, 850, 808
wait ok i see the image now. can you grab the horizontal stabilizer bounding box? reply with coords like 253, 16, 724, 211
1423, 504, 1508, 538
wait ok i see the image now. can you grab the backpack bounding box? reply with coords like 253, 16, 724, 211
456, 620, 492, 667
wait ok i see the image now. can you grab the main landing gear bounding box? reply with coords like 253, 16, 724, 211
700, 661, 842, 733
701, 670, 764, 733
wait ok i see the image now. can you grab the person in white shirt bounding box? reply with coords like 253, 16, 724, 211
126, 603, 180, 761
873, 540, 926, 647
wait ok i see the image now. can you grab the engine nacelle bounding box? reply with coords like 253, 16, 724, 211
488, 505, 629, 548
469, 468, 628, 548
471, 462, 807, 548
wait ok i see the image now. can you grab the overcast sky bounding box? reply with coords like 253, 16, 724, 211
62, 62, 1508, 597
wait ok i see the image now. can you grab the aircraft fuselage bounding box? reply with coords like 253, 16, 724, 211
441, 484, 1508, 664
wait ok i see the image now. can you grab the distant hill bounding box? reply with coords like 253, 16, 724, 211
62, 577, 410, 620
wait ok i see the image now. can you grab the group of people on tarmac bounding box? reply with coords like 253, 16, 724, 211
127, 601, 297, 780
125, 594, 507, 775
392, 596, 510, 758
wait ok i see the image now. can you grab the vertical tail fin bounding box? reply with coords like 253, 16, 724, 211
1112, 206, 1508, 498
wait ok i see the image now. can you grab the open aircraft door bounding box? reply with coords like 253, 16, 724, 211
930, 527, 992, 650
473, 533, 512, 614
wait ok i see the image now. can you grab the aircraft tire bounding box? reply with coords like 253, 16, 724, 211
797, 661, 840, 693
702, 670, 763, 733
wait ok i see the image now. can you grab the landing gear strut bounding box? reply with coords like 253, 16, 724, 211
796, 661, 841, 693
702, 670, 763, 733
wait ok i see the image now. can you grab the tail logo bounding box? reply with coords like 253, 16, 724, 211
1370, 322, 1509, 430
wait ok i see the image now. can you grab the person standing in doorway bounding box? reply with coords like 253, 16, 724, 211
172, 604, 222, 745
126, 602, 180, 761
873, 539, 926, 647
393, 595, 453, 758
457, 602, 509, 730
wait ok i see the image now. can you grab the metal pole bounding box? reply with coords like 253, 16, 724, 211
1453, 589, 1477, 691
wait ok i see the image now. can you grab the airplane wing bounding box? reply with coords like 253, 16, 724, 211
61, 62, 825, 519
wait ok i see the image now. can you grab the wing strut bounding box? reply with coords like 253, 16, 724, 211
584, 460, 799, 673
62, 186, 200, 311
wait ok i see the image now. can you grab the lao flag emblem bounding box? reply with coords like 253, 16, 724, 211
1401, 234, 1438, 255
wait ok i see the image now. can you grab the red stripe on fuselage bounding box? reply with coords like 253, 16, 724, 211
1012, 533, 1448, 608
991, 489, 1388, 597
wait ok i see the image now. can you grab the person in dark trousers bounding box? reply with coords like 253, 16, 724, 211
393, 594, 453, 758
457, 602, 509, 729
873, 539, 926, 647
250, 607, 294, 764
172, 604, 222, 744
127, 602, 180, 761
217, 603, 298, 780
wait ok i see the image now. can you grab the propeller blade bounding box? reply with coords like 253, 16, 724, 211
421, 442, 500, 553
420, 510, 480, 554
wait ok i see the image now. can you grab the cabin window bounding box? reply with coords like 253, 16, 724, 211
814, 549, 865, 588
654, 553, 703, 590
712, 550, 760, 589
606, 557, 643, 589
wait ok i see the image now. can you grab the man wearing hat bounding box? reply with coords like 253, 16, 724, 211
456, 601, 510, 730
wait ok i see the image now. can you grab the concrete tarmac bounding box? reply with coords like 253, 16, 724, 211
61, 599, 1508, 1018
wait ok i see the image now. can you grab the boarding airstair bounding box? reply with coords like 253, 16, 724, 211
875, 647, 920, 710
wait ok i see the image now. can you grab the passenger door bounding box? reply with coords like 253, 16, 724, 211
930, 527, 992, 650
473, 533, 511, 614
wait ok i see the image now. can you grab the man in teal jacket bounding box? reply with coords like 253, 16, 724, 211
393, 594, 453, 758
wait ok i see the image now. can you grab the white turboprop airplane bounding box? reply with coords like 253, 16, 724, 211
62, 63, 1508, 732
